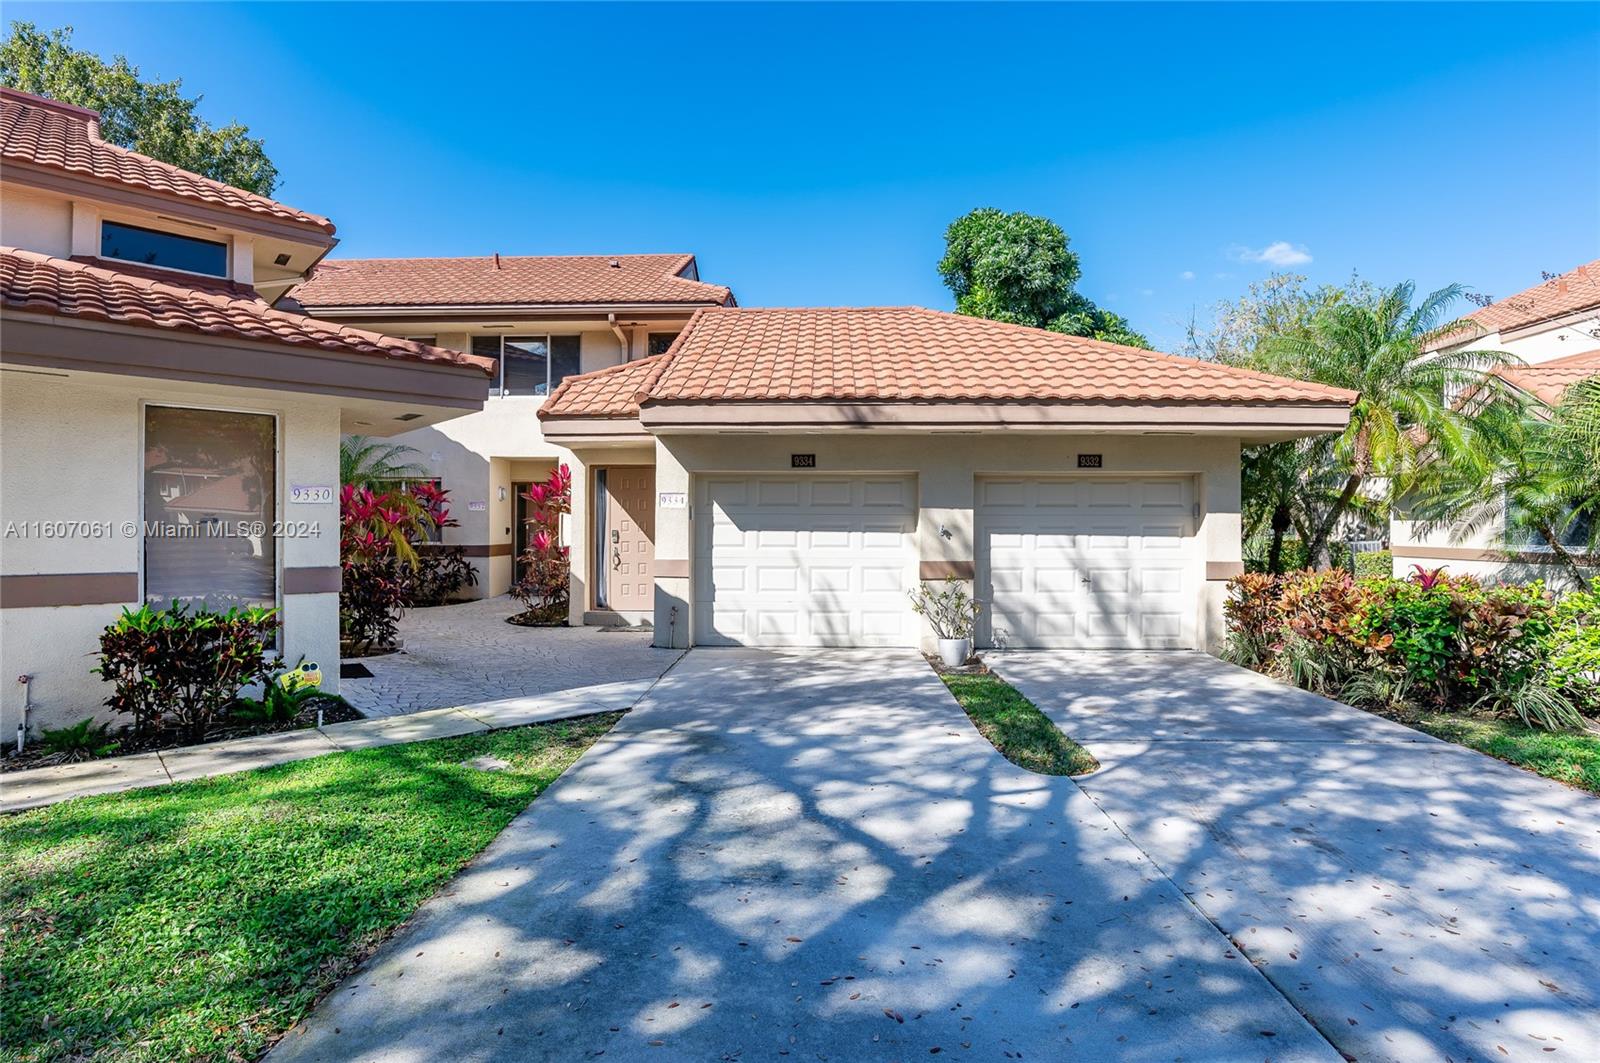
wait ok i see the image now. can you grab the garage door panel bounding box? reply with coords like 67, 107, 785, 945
981, 480, 1027, 507
696, 475, 916, 647
978, 476, 1195, 650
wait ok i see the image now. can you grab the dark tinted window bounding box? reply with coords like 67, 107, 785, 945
503, 337, 549, 395
550, 335, 582, 391
102, 221, 228, 276
647, 332, 679, 356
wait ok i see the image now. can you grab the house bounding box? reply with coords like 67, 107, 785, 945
1390, 260, 1600, 584
0, 88, 494, 735
538, 306, 1357, 651
290, 254, 734, 609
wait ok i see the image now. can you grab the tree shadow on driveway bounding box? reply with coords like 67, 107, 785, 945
269, 649, 1337, 1063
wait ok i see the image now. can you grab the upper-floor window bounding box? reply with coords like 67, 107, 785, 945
647, 332, 679, 357
472, 334, 582, 396
102, 220, 228, 277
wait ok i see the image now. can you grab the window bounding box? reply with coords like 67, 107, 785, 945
143, 405, 276, 613
472, 334, 583, 396
647, 332, 679, 357
1506, 491, 1595, 551
102, 221, 228, 277
503, 337, 549, 395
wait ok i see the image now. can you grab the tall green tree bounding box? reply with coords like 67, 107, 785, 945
938, 208, 1151, 348
1251, 282, 1501, 566
1411, 376, 1600, 580
1, 22, 278, 195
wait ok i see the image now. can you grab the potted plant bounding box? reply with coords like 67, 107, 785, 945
909, 577, 982, 668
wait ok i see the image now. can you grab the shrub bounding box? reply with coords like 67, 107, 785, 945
96, 602, 279, 740
1224, 567, 1585, 730
405, 546, 478, 607
339, 481, 453, 651
512, 465, 573, 621
1546, 578, 1600, 712
38, 718, 120, 762
1354, 549, 1392, 580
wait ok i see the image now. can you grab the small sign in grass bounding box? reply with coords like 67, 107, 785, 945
939, 671, 1099, 776
0, 712, 621, 1062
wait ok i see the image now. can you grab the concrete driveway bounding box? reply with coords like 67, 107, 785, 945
273, 649, 1334, 1062
995, 651, 1600, 1063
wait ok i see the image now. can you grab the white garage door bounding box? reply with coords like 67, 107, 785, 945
978, 476, 1196, 649
695, 475, 917, 647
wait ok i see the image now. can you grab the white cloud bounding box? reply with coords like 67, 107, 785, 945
1230, 241, 1313, 267
1180, 270, 1196, 281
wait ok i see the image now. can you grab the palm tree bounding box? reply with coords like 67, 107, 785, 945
340, 436, 426, 488
1408, 376, 1600, 582
1253, 282, 1503, 566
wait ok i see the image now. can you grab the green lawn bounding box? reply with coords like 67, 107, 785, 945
941, 672, 1099, 776
1, 713, 620, 1063
1401, 710, 1600, 795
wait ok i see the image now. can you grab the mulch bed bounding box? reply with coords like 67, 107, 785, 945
0, 697, 364, 774
507, 604, 570, 627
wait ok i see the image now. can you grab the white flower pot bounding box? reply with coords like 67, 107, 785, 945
938, 637, 973, 668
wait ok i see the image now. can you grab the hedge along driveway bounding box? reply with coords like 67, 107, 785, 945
0, 714, 620, 1063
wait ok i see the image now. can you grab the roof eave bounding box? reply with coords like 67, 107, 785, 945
635, 400, 1354, 436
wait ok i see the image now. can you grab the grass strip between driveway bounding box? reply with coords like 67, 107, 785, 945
1, 711, 622, 1063
941, 672, 1099, 776
1388, 709, 1600, 795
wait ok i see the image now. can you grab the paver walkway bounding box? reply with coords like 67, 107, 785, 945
996, 650, 1600, 1063
341, 596, 680, 718
270, 649, 1335, 1063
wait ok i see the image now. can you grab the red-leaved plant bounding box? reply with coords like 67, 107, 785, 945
512, 464, 573, 622
340, 482, 454, 653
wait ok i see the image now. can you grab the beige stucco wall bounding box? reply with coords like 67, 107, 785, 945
0, 185, 72, 256
336, 321, 688, 597
643, 432, 1243, 653
1, 367, 343, 737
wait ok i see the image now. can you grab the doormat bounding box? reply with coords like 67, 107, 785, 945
340, 662, 375, 679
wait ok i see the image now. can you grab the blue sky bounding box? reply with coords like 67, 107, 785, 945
10, 2, 1598, 350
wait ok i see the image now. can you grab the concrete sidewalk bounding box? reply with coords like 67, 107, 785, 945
0, 676, 663, 814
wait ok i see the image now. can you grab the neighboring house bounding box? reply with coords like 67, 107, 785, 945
1390, 260, 1600, 584
291, 254, 734, 608
539, 306, 1356, 651
0, 88, 494, 735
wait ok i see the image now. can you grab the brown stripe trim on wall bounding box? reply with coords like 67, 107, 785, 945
1, 572, 138, 608
655, 559, 690, 579
919, 560, 976, 580
454, 543, 513, 558
1206, 561, 1246, 581
1392, 545, 1597, 567
283, 566, 341, 595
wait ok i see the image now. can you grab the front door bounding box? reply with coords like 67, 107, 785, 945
599, 466, 655, 612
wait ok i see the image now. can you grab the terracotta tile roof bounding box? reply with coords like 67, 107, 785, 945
542, 306, 1356, 418
1492, 349, 1600, 408
293, 254, 734, 309
0, 247, 494, 374
1431, 260, 1600, 350
541, 354, 667, 418
0, 88, 334, 235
